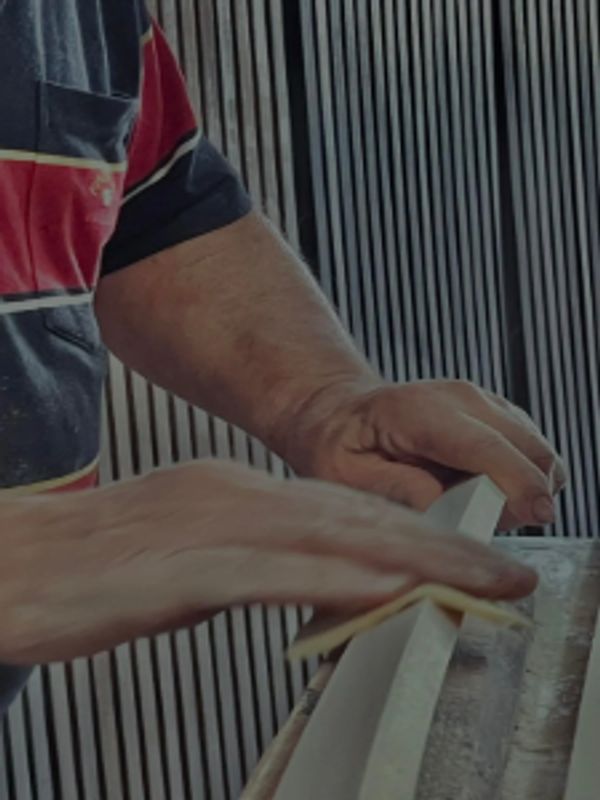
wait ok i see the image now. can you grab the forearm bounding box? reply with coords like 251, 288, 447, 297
0, 458, 538, 664
96, 212, 378, 460
0, 464, 232, 663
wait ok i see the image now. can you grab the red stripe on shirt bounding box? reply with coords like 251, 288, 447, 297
0, 160, 125, 294
125, 22, 198, 194
0, 161, 37, 294
47, 468, 99, 494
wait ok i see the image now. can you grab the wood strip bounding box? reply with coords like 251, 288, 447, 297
229, 607, 261, 776
341, 0, 381, 362
271, 477, 505, 800
247, 606, 277, 751
368, 0, 406, 379
534, 0, 582, 532
359, 479, 506, 800
23, 670, 54, 799
154, 633, 187, 800
130, 640, 168, 800
313, 0, 351, 328
355, 0, 394, 377
357, 602, 460, 800
563, 610, 600, 800
444, 2, 482, 382
211, 613, 245, 798
240, 662, 335, 800
406, 0, 444, 378
418, 0, 456, 378
192, 623, 228, 799
109, 647, 145, 800
456, 0, 493, 386
90, 654, 127, 800
70, 658, 104, 800
5, 695, 34, 800
172, 629, 208, 800
0, 726, 10, 800
47, 664, 81, 800
431, 0, 469, 379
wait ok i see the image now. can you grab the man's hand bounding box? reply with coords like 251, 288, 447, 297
96, 213, 564, 529
0, 461, 536, 665
282, 379, 566, 530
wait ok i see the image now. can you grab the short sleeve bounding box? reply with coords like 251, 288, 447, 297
101, 21, 252, 275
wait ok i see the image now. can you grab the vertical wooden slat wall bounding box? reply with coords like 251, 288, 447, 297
300, 0, 509, 392
499, 0, 600, 537
300, 0, 599, 536
2, 2, 598, 799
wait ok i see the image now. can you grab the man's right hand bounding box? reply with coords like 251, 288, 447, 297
0, 461, 537, 664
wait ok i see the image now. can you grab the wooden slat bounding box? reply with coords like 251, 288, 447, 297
22, 671, 54, 800
5, 696, 34, 800
271, 478, 505, 800
499, 0, 600, 535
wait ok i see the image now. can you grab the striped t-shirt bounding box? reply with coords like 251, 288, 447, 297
0, 0, 251, 493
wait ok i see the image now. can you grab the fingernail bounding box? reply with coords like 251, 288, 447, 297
533, 496, 555, 525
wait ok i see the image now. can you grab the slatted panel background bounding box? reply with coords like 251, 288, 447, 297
300, 0, 509, 393
300, 0, 599, 537
499, 0, 600, 536
2, 1, 598, 798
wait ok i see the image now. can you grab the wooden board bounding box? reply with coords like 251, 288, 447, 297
240, 662, 335, 800
563, 609, 600, 800
272, 476, 506, 800
245, 540, 600, 799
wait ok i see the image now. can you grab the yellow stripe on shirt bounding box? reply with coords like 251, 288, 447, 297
0, 458, 99, 497
0, 149, 127, 173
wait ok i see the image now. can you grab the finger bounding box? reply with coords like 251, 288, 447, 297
188, 545, 536, 607
483, 397, 567, 493
509, 408, 567, 495
247, 487, 539, 599
187, 548, 414, 608
405, 412, 556, 526
365, 529, 539, 599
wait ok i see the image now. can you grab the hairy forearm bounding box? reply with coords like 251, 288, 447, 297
96, 212, 378, 460
0, 458, 538, 663
0, 466, 222, 663
0, 460, 289, 663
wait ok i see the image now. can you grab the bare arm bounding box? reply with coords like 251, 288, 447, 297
0, 460, 536, 664
96, 211, 374, 455
96, 212, 564, 526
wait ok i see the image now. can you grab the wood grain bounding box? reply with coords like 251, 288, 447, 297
272, 477, 506, 800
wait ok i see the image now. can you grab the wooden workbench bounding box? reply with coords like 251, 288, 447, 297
243, 539, 600, 800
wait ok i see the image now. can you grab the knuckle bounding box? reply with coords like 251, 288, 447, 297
487, 391, 512, 410
471, 431, 504, 457
532, 451, 558, 475
449, 379, 482, 398
509, 404, 540, 431
410, 428, 438, 456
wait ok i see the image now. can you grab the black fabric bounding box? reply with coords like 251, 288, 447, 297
0, 305, 106, 488
102, 138, 252, 273
0, 665, 32, 718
